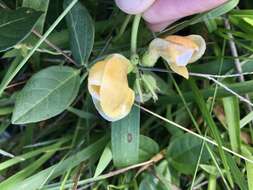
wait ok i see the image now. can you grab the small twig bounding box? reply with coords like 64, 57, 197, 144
31, 29, 78, 67
189, 72, 253, 78
135, 149, 165, 177
72, 162, 85, 190
206, 76, 253, 107
101, 159, 153, 178
48, 158, 161, 189
192, 180, 209, 190
224, 18, 253, 113
139, 66, 253, 78
224, 18, 244, 81
6, 80, 27, 89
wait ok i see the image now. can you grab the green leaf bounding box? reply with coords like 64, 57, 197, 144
64, 0, 94, 65
139, 135, 159, 162
111, 106, 140, 168
22, 0, 49, 33
0, 7, 42, 52
11, 66, 80, 124
167, 133, 210, 175
139, 161, 172, 190
0, 0, 80, 97
223, 96, 241, 153
94, 144, 112, 177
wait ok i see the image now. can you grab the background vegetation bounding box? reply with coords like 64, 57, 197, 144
0, 0, 253, 189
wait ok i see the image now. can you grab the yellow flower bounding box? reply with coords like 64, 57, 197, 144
142, 35, 206, 79
88, 54, 135, 121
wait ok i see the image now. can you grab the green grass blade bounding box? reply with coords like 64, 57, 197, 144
0, 150, 58, 190
188, 79, 233, 187
94, 144, 112, 177
0, 137, 69, 171
226, 153, 248, 190
111, 106, 140, 168
246, 155, 253, 190
240, 110, 253, 128
242, 146, 253, 190
15, 137, 107, 190
223, 96, 241, 153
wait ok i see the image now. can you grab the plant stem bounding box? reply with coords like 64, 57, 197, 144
208, 175, 217, 190
131, 14, 141, 57
130, 14, 142, 101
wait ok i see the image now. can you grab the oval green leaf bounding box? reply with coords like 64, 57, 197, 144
167, 133, 210, 175
139, 135, 159, 162
64, 0, 94, 65
11, 66, 80, 124
0, 7, 42, 52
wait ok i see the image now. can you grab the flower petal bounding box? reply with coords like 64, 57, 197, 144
100, 54, 134, 119
91, 96, 117, 121
169, 63, 189, 79
88, 60, 106, 100
165, 35, 199, 50
115, 0, 156, 14
149, 38, 194, 66
174, 49, 194, 66
187, 35, 206, 63
92, 88, 134, 122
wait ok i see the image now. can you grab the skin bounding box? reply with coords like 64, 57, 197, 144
115, 0, 228, 31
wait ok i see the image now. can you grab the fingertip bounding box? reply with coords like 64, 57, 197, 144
115, 0, 155, 14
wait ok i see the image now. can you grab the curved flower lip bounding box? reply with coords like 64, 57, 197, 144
148, 35, 206, 79
88, 54, 135, 122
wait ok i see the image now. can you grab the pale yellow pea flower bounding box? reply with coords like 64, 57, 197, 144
88, 54, 135, 122
142, 35, 206, 79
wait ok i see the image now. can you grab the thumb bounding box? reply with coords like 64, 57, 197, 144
143, 0, 228, 31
